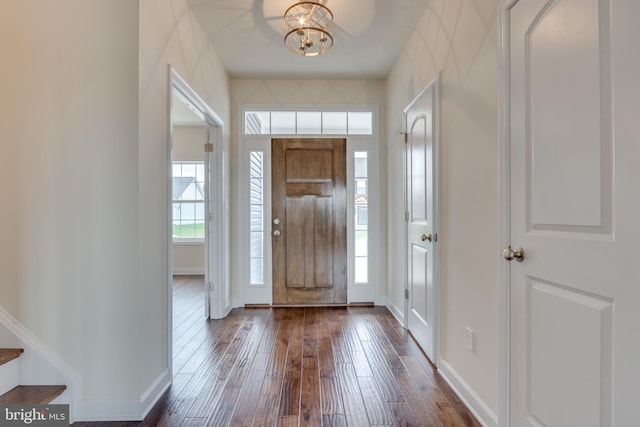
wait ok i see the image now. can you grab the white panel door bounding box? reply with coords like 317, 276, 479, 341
205, 124, 226, 320
506, 0, 639, 425
204, 125, 219, 319
405, 77, 438, 363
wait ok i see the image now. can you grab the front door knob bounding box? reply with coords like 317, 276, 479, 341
503, 246, 525, 262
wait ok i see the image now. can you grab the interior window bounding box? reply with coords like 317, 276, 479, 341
172, 161, 205, 241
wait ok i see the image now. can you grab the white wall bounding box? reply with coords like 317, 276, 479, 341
172, 126, 206, 275
229, 79, 387, 305
138, 0, 230, 418
386, 0, 500, 423
0, 0, 498, 420
0, 0, 229, 421
0, 0, 141, 410
173, 125, 207, 160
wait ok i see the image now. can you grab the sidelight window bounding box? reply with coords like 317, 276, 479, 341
354, 152, 368, 283
249, 151, 265, 285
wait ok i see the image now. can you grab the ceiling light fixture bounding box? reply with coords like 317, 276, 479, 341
283, 1, 334, 56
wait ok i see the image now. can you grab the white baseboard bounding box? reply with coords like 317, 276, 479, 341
224, 304, 233, 317
438, 359, 499, 427
140, 369, 171, 419
76, 399, 145, 422
76, 369, 171, 422
172, 268, 204, 275
0, 305, 82, 422
384, 297, 405, 327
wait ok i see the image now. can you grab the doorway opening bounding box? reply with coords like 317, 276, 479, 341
238, 107, 381, 306
271, 138, 347, 305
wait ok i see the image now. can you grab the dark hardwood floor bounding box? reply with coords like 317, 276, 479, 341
74, 276, 481, 427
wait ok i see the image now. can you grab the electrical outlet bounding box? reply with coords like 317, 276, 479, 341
465, 327, 474, 352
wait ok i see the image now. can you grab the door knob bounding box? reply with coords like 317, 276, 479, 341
273, 230, 281, 237
421, 233, 433, 242
503, 246, 524, 262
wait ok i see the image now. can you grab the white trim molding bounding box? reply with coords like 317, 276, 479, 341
75, 369, 170, 422
438, 360, 499, 427
140, 369, 171, 420
497, 1, 518, 426
172, 268, 205, 275
384, 297, 405, 327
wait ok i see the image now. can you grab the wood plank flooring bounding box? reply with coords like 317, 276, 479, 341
73, 276, 481, 427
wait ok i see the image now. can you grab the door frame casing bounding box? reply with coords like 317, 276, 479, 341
403, 73, 441, 367
498, 1, 519, 425
168, 67, 228, 340
238, 105, 381, 306
498, 1, 520, 425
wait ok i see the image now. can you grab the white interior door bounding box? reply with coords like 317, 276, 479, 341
505, 0, 639, 425
205, 124, 226, 320
405, 77, 439, 363
203, 127, 213, 319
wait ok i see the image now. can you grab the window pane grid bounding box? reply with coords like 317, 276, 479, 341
354, 152, 368, 283
172, 162, 205, 240
244, 110, 373, 135
249, 151, 265, 285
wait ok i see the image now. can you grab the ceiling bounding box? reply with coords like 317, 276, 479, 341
186, 0, 430, 79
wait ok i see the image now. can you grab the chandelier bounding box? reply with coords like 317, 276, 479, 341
283, 1, 334, 56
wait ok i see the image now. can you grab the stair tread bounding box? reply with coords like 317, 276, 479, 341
0, 348, 24, 366
0, 385, 67, 405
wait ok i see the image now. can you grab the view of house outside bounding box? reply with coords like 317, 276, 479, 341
172, 162, 205, 240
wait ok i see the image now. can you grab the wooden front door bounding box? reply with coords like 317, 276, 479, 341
272, 138, 347, 305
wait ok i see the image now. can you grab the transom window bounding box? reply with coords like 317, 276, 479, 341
244, 111, 373, 135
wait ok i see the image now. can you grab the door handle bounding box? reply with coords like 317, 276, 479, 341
273, 230, 281, 237
421, 233, 433, 242
503, 246, 525, 262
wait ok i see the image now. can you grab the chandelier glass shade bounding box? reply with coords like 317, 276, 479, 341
283, 1, 334, 56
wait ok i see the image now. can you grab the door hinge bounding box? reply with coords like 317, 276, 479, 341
207, 213, 215, 222
207, 282, 215, 292
405, 289, 409, 300
405, 211, 409, 222
204, 143, 214, 153
400, 131, 408, 144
